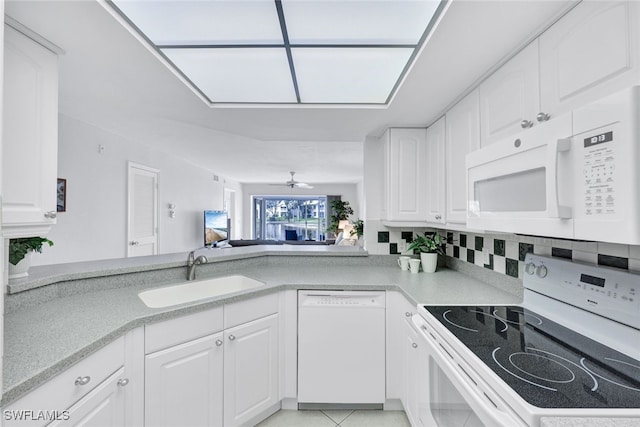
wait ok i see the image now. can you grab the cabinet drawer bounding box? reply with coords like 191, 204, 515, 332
4, 336, 125, 427
224, 292, 278, 329
145, 306, 223, 354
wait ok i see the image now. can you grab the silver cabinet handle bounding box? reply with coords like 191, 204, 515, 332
536, 112, 550, 122
75, 376, 91, 386
405, 312, 412, 317
520, 119, 534, 129
435, 214, 442, 220
130, 241, 139, 246
228, 335, 236, 341
215, 339, 223, 347
44, 211, 57, 219
412, 343, 418, 349
117, 378, 129, 387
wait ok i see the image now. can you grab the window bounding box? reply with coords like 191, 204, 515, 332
253, 196, 327, 241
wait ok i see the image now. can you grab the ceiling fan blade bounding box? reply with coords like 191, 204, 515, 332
295, 182, 314, 189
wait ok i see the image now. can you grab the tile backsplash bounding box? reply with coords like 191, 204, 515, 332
365, 220, 640, 280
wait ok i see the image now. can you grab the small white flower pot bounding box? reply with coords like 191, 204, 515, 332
420, 252, 438, 273
8, 251, 32, 279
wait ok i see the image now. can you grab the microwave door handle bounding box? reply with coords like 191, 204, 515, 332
547, 137, 572, 219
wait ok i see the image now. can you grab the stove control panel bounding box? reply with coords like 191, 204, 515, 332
523, 254, 639, 329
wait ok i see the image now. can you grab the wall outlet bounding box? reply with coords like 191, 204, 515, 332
398, 241, 407, 253
483, 248, 490, 264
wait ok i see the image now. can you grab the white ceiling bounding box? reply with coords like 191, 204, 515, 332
4, 0, 576, 185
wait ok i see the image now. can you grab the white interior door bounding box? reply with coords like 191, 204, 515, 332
127, 162, 158, 257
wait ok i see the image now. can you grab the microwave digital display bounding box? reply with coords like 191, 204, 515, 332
580, 273, 606, 288
584, 131, 613, 147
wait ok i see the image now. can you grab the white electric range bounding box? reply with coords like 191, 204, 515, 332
413, 254, 640, 427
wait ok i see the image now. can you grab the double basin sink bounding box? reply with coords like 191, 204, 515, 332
138, 275, 265, 308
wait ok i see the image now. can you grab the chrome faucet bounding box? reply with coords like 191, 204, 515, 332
187, 250, 208, 281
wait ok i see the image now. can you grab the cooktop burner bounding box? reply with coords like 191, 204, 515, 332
423, 305, 640, 409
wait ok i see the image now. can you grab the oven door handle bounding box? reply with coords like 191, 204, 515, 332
412, 316, 527, 427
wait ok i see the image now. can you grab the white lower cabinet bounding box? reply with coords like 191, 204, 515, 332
4, 331, 142, 427
49, 367, 128, 427
404, 316, 420, 426
143, 294, 279, 427
223, 314, 279, 427
145, 333, 224, 427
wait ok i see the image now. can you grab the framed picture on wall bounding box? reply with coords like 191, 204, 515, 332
57, 178, 66, 212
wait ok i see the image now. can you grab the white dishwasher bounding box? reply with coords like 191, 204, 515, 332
297, 290, 386, 405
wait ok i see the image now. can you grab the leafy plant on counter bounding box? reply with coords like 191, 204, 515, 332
9, 237, 54, 265
326, 200, 354, 234
407, 232, 446, 255
350, 219, 364, 238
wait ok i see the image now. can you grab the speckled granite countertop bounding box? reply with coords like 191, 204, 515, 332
3, 248, 519, 407
5, 249, 636, 426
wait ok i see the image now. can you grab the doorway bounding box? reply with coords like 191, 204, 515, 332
127, 162, 158, 257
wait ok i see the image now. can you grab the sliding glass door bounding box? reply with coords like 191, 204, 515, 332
253, 196, 327, 241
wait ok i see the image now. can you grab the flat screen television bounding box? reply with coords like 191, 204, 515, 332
204, 210, 229, 247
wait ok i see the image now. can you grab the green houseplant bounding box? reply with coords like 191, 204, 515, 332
349, 219, 364, 238
407, 232, 445, 273
8, 237, 53, 279
326, 200, 354, 235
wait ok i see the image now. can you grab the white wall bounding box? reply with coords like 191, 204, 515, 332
33, 115, 242, 266
241, 183, 361, 240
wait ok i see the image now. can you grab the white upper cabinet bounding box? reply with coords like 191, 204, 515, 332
539, 1, 640, 117
2, 24, 59, 238
382, 128, 428, 223
479, 41, 540, 147
446, 90, 480, 225
425, 117, 446, 224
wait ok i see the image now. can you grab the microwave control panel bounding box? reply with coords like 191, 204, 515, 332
581, 124, 618, 217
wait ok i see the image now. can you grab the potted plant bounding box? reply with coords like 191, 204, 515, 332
326, 200, 354, 236
8, 237, 53, 279
349, 219, 364, 238
407, 232, 445, 273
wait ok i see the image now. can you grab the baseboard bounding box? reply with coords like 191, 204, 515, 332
298, 403, 384, 411
241, 402, 280, 427
383, 399, 404, 411
281, 398, 298, 410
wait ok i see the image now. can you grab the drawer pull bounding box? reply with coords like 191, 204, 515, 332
117, 378, 129, 387
75, 376, 91, 386
228, 334, 236, 341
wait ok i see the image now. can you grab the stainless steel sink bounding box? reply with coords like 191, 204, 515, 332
138, 275, 265, 308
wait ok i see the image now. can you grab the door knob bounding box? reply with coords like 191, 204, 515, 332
228, 335, 236, 341
536, 112, 551, 122
215, 339, 223, 347
117, 378, 129, 387
520, 119, 534, 129
75, 376, 91, 386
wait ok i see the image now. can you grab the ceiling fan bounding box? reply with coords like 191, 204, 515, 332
274, 171, 314, 189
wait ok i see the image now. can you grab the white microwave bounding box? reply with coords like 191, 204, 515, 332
466, 86, 640, 244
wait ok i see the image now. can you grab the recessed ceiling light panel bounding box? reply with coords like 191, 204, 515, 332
293, 47, 413, 103
112, 0, 284, 45
107, 0, 447, 105
282, 0, 440, 45
162, 48, 297, 103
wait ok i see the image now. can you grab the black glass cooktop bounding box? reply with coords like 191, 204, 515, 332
423, 305, 640, 409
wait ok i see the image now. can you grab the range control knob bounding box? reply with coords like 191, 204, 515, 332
536, 265, 548, 278
524, 262, 536, 275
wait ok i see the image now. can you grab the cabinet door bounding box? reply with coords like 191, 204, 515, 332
446, 91, 480, 225
224, 314, 279, 427
403, 318, 420, 426
385, 129, 428, 221
2, 25, 58, 237
49, 368, 128, 427
539, 1, 640, 117
479, 41, 540, 146
145, 333, 224, 427
425, 117, 446, 224
386, 292, 416, 401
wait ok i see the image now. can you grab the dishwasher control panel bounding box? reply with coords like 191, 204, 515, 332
298, 291, 386, 308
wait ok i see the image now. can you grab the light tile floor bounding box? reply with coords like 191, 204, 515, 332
255, 409, 411, 427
